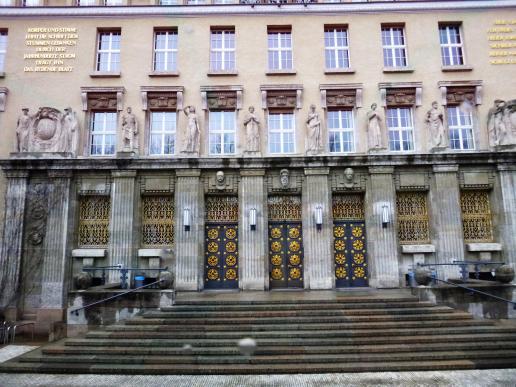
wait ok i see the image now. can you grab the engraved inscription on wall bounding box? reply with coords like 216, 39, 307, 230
24, 27, 78, 73
488, 20, 516, 65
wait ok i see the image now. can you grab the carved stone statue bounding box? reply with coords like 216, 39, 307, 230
183, 105, 200, 154
366, 103, 384, 150
425, 101, 446, 150
215, 170, 226, 191
27, 107, 69, 153
488, 99, 515, 147
15, 108, 31, 152
63, 107, 79, 155
344, 167, 354, 189
280, 169, 289, 189
121, 107, 138, 152
244, 106, 260, 153
306, 104, 323, 155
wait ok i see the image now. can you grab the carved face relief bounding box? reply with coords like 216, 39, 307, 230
280, 169, 289, 189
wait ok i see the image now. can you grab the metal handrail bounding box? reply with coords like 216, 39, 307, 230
431, 276, 516, 310
69, 279, 165, 316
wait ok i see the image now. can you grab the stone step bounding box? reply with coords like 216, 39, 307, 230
65, 332, 516, 347
85, 325, 516, 340
43, 340, 516, 357
171, 297, 419, 306
3, 358, 516, 374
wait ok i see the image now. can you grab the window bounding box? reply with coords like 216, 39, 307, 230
149, 111, 176, 155
328, 110, 354, 153
187, 0, 206, 4
159, 0, 178, 4
0, 0, 14, 5
104, 0, 123, 5
210, 28, 235, 72
0, 31, 7, 72
324, 27, 350, 69
209, 111, 236, 155
268, 112, 295, 154
96, 31, 120, 72
78, 195, 110, 247
142, 195, 174, 247
387, 107, 414, 151
153, 29, 177, 72
90, 112, 117, 156
396, 191, 430, 244
78, 0, 96, 5
439, 24, 464, 66
447, 106, 474, 150
213, 0, 237, 3
268, 27, 293, 71
381, 26, 407, 67
23, 0, 41, 6
460, 190, 493, 242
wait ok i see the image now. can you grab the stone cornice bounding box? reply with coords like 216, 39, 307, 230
0, 1, 514, 18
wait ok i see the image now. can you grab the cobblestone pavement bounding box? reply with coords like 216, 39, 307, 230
0, 370, 516, 387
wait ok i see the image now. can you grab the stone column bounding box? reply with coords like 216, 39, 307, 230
39, 170, 72, 327
0, 170, 29, 311
366, 166, 399, 288
430, 164, 464, 280
498, 164, 516, 275
303, 167, 333, 289
175, 169, 204, 291
239, 169, 267, 290
108, 170, 137, 282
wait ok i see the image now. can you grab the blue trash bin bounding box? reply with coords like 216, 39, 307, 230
134, 275, 145, 288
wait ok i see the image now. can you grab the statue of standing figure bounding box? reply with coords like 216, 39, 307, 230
306, 104, 322, 155
63, 107, 79, 155
15, 108, 32, 152
366, 103, 384, 150
425, 101, 447, 150
183, 105, 200, 154
487, 99, 513, 147
243, 106, 260, 153
121, 107, 138, 152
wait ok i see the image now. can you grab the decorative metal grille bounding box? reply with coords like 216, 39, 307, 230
396, 192, 430, 244
141, 195, 174, 247
267, 195, 302, 221
78, 195, 110, 247
332, 194, 365, 220
460, 190, 493, 243
205, 196, 238, 223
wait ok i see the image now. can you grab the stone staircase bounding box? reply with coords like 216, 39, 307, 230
2, 290, 516, 374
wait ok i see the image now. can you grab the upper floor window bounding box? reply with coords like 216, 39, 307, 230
324, 26, 350, 70
187, 0, 206, 4
159, 0, 178, 4
209, 111, 236, 155
381, 25, 407, 68
104, 0, 123, 5
448, 106, 474, 150
439, 24, 464, 66
23, 0, 41, 6
149, 111, 176, 155
0, 1, 13, 6
154, 29, 177, 72
210, 28, 235, 72
387, 107, 414, 151
0, 31, 7, 72
90, 112, 117, 156
328, 110, 354, 153
268, 112, 295, 154
78, 0, 96, 5
96, 30, 120, 72
268, 27, 293, 71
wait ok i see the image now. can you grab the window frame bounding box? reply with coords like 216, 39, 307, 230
22, 0, 41, 6
327, 109, 355, 154
0, 30, 7, 73
96, 30, 121, 73
148, 111, 177, 156
447, 105, 475, 151
208, 110, 236, 156
386, 106, 414, 152
439, 23, 465, 67
153, 28, 178, 73
381, 25, 408, 68
89, 111, 117, 156
324, 26, 350, 70
268, 111, 295, 155
267, 27, 293, 71
210, 28, 236, 72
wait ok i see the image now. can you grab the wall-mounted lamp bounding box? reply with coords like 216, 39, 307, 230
183, 208, 191, 232
382, 204, 390, 228
315, 205, 323, 231
249, 208, 257, 231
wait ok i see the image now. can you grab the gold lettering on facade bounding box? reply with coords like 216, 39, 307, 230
488, 21, 516, 65
24, 27, 78, 72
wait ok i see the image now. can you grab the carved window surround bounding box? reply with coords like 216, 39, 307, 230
140, 86, 184, 111
81, 86, 125, 111
379, 82, 422, 107
200, 85, 243, 111
260, 84, 303, 110
438, 80, 482, 106
320, 83, 363, 110
0, 87, 7, 112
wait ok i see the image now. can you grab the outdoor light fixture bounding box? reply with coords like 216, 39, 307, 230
249, 208, 257, 231
183, 208, 191, 232
315, 205, 323, 231
382, 204, 390, 228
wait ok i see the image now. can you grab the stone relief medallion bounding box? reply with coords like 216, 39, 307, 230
207, 255, 218, 266
271, 254, 282, 265
271, 267, 283, 280
207, 269, 219, 280
225, 269, 237, 280
336, 267, 348, 279
289, 268, 301, 279
226, 255, 237, 266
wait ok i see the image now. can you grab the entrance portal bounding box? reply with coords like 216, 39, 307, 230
204, 196, 239, 290
332, 194, 368, 287
268, 195, 304, 289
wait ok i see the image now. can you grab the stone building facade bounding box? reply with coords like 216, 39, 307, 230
0, 0, 516, 331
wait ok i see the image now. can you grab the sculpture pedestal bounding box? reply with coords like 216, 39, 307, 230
9, 152, 74, 159
117, 150, 137, 158
243, 151, 262, 158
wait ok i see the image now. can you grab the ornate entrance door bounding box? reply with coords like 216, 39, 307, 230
268, 195, 304, 289
204, 196, 239, 290
333, 194, 368, 287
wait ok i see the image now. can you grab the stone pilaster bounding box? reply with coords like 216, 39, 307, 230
108, 170, 137, 282
431, 164, 464, 280
0, 170, 29, 308
303, 168, 333, 289
239, 170, 267, 290
366, 166, 400, 288
498, 164, 516, 277
40, 170, 72, 309
175, 169, 204, 291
